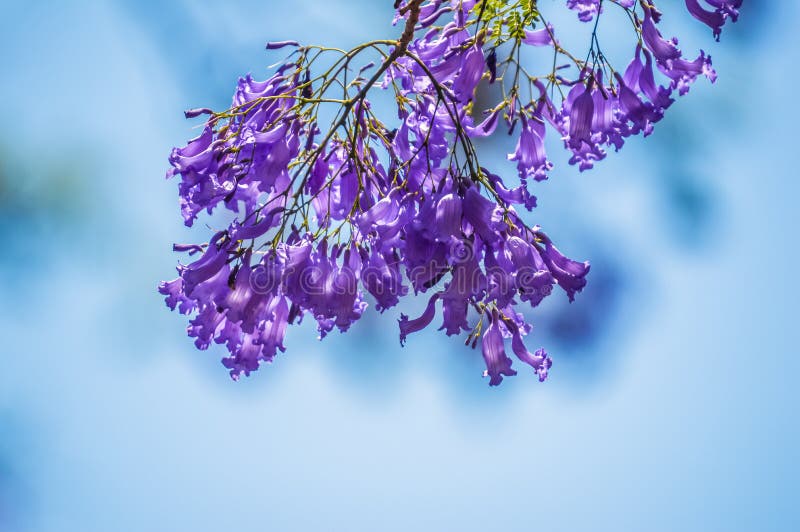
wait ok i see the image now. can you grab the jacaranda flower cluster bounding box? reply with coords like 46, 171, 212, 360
160, 0, 740, 384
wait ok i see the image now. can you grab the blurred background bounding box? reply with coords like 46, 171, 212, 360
0, 1, 796, 531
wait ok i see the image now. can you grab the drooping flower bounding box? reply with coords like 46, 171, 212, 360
508, 115, 552, 183
685, 0, 741, 39
481, 309, 517, 386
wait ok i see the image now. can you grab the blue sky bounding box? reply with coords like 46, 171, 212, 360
0, 2, 797, 531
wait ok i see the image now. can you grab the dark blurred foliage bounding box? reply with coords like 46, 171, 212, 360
650, 120, 719, 250
0, 146, 90, 266
647, 4, 759, 250
540, 253, 625, 351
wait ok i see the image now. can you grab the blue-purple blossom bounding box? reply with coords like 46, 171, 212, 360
508, 115, 552, 183
685, 0, 741, 40
567, 0, 602, 22
160, 0, 739, 385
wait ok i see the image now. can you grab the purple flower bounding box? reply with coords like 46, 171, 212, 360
360, 247, 408, 312
481, 310, 517, 386
567, 83, 596, 149
685, 0, 741, 40
508, 115, 552, 183
660, 51, 717, 96
399, 293, 440, 346
462, 186, 504, 243
642, 8, 682, 64
452, 43, 485, 103
566, 0, 602, 22
432, 193, 463, 241
635, 48, 675, 111
522, 25, 556, 47
537, 232, 590, 302
504, 236, 554, 308
504, 317, 552, 382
